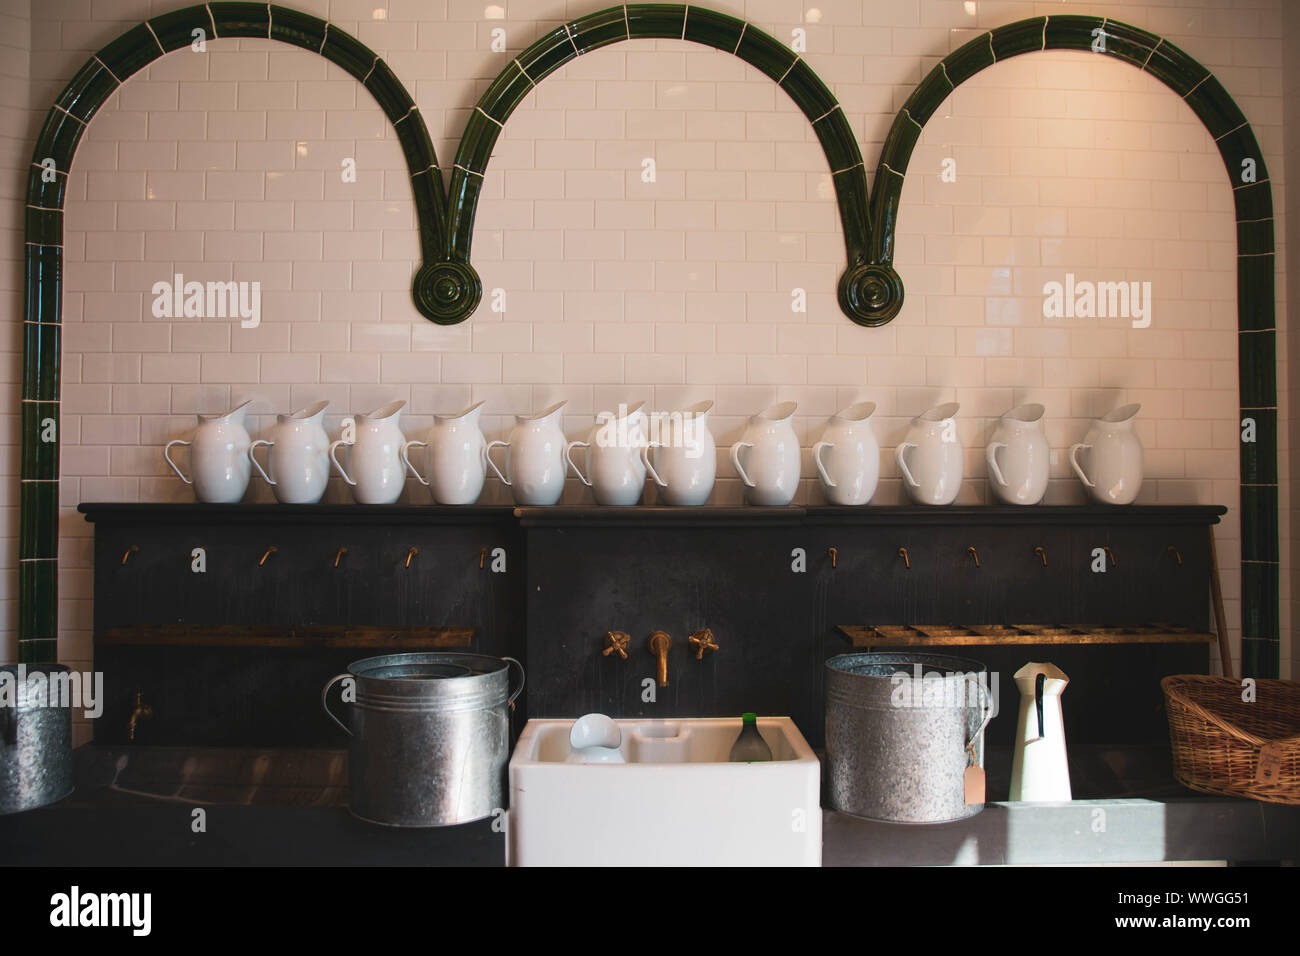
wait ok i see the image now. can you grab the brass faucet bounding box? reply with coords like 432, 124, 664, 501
127, 691, 153, 742
648, 631, 672, 687
687, 628, 719, 660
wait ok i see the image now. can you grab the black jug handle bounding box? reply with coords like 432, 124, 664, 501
1035, 671, 1046, 739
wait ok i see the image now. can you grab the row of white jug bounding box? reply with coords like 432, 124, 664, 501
162, 398, 1143, 507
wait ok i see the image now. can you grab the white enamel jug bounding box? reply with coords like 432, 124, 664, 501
1070, 403, 1143, 505
642, 400, 716, 506
164, 400, 254, 504
568, 401, 650, 506
730, 401, 800, 507
986, 403, 1049, 506
401, 401, 505, 505
896, 402, 963, 506
247, 401, 331, 505
487, 401, 578, 506
1009, 662, 1072, 802
812, 401, 879, 506
328, 400, 408, 505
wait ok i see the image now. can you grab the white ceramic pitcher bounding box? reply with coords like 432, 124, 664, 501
487, 401, 578, 506
986, 403, 1049, 506
247, 401, 331, 505
1009, 662, 1072, 802
568, 401, 650, 506
642, 400, 716, 506
812, 402, 879, 506
401, 401, 505, 505
1069, 403, 1143, 505
163, 400, 254, 504
328, 400, 408, 505
730, 401, 800, 507
896, 402, 963, 506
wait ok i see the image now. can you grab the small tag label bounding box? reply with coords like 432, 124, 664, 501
1256, 743, 1284, 784
964, 764, 985, 805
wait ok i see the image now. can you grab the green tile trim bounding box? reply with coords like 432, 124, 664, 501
24, 207, 62, 247
1239, 408, 1277, 485
55, 58, 119, 124
364, 59, 416, 123
208, 1, 271, 38
1240, 485, 1279, 564
269, 4, 327, 51
1184, 75, 1249, 141
94, 22, 164, 82
18, 560, 57, 652
991, 17, 1047, 60
570, 6, 629, 54
1233, 180, 1272, 223
19, 481, 58, 562
319, 20, 376, 80
149, 5, 217, 52
27, 163, 67, 210
32, 108, 85, 175
21, 402, 59, 482
1236, 253, 1274, 331
682, 5, 744, 50
22, 320, 60, 403
1238, 328, 1276, 409
23, 243, 61, 330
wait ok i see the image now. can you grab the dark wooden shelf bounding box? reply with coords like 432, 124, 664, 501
77, 503, 518, 526
95, 624, 475, 648
838, 623, 1216, 647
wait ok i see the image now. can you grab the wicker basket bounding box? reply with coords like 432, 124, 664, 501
1162, 674, 1300, 805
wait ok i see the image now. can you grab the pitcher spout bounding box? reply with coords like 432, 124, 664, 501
203, 399, 254, 427
437, 400, 486, 425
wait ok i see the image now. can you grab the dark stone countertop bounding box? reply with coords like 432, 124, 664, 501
2, 744, 1297, 866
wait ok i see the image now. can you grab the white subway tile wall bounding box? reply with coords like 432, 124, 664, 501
2, 1, 1295, 742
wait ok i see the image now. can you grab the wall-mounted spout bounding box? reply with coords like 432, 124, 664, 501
334, 547, 347, 568
127, 691, 152, 742
648, 631, 672, 687
259, 547, 277, 567
1034, 546, 1047, 567
967, 547, 980, 568
898, 547, 910, 569
405, 547, 419, 568
121, 545, 138, 566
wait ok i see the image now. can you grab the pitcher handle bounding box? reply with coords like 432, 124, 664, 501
163, 439, 193, 484
1069, 443, 1094, 488
502, 656, 526, 705
966, 674, 994, 754
812, 440, 835, 489
641, 442, 665, 487
895, 442, 919, 488
328, 439, 356, 487
484, 440, 510, 486
730, 441, 755, 488
401, 440, 430, 486
986, 441, 1008, 488
248, 439, 276, 486
564, 440, 592, 487
321, 673, 353, 737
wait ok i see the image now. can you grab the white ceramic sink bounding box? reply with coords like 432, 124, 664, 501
506, 716, 821, 866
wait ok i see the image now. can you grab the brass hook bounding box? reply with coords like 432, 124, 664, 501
1104, 546, 1117, 568
1034, 546, 1047, 567
828, 546, 837, 569
334, 547, 347, 568
259, 547, 277, 566
967, 546, 980, 568
898, 547, 910, 570
1168, 546, 1182, 565
479, 547, 487, 570
121, 545, 139, 566
405, 547, 419, 568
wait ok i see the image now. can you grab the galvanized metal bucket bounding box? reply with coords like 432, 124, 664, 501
1, 663, 74, 815
322, 652, 524, 827
825, 652, 993, 824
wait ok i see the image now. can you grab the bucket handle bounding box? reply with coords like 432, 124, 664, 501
502, 656, 526, 706
966, 674, 994, 755
321, 673, 353, 737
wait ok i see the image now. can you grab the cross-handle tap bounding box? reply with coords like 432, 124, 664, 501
603, 629, 630, 660
648, 630, 672, 687
687, 628, 719, 660
128, 691, 153, 742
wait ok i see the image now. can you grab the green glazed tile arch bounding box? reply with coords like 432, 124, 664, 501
873, 15, 1278, 677
440, 3, 883, 326
17, 4, 440, 663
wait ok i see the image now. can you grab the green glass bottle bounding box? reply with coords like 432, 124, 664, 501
728, 712, 773, 762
